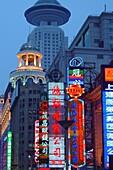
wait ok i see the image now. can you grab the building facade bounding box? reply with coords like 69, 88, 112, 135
10, 42, 46, 170
68, 11, 113, 73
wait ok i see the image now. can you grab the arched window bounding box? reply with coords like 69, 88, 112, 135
27, 78, 33, 84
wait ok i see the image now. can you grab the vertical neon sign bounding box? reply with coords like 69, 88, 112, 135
101, 66, 113, 169
68, 99, 86, 168
39, 93, 49, 167
34, 120, 39, 163
67, 59, 86, 168
6, 131, 12, 170
48, 82, 65, 168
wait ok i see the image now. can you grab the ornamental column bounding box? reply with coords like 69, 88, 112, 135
34, 55, 36, 66
38, 58, 41, 67
26, 54, 28, 66
18, 56, 22, 67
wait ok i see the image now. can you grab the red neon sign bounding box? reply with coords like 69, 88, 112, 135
66, 84, 84, 98
68, 99, 86, 168
48, 83, 65, 167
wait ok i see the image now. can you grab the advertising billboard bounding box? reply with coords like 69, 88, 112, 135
67, 66, 84, 87
68, 99, 86, 168
39, 93, 49, 167
48, 82, 65, 168
101, 66, 113, 169
34, 120, 39, 163
6, 131, 12, 170
67, 60, 86, 169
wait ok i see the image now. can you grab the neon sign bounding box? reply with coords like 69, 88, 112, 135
39, 110, 49, 161
66, 84, 84, 98
48, 82, 65, 168
67, 66, 84, 86
66, 64, 86, 168
39, 93, 49, 167
68, 99, 86, 168
101, 66, 113, 169
34, 120, 39, 163
6, 131, 12, 170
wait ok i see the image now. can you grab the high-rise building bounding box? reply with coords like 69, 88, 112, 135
10, 42, 46, 170
68, 12, 113, 72
24, 0, 71, 71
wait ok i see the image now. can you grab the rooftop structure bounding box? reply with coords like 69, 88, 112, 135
25, 0, 71, 26
24, 0, 71, 71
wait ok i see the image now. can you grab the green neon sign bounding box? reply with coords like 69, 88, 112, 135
6, 131, 12, 170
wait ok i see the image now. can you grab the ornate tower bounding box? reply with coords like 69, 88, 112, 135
10, 42, 46, 87
10, 43, 46, 170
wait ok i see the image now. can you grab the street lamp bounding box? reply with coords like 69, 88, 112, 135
58, 120, 74, 170
26, 150, 35, 170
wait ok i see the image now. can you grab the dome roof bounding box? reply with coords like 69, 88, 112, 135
20, 42, 39, 52
34, 0, 61, 6
25, 0, 71, 26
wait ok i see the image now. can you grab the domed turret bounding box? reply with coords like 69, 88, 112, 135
10, 42, 46, 88
24, 0, 71, 26
17, 42, 43, 70
20, 42, 39, 52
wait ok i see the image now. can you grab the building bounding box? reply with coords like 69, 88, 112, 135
24, 0, 71, 71
10, 42, 46, 170
68, 11, 113, 73
0, 84, 11, 170
46, 11, 113, 169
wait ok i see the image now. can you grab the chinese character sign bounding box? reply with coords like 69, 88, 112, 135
101, 66, 113, 169
34, 120, 39, 163
67, 67, 84, 87
39, 93, 49, 167
68, 99, 86, 168
6, 131, 12, 170
39, 110, 49, 162
48, 82, 65, 168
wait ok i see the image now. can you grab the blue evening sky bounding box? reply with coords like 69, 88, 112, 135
0, 0, 113, 94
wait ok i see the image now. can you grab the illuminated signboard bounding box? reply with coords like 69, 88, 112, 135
101, 66, 113, 169
34, 120, 39, 163
66, 63, 86, 168
6, 131, 12, 170
48, 82, 65, 168
39, 168, 50, 170
66, 84, 84, 98
39, 110, 49, 164
67, 67, 84, 87
68, 99, 86, 168
39, 93, 49, 167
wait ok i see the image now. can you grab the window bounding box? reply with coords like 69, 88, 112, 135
28, 110, 32, 114
27, 78, 33, 84
83, 26, 90, 47
109, 28, 113, 31
109, 19, 113, 23
29, 98, 32, 102
33, 90, 36, 94
29, 90, 32, 94
29, 103, 32, 107
94, 23, 99, 27
97, 55, 103, 59
110, 36, 113, 40
28, 125, 32, 130
94, 39, 100, 43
